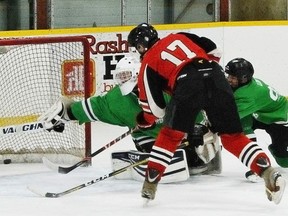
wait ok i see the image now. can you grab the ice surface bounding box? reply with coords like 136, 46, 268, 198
0, 122, 287, 216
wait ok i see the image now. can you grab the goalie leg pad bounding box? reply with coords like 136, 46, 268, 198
111, 149, 189, 183
205, 149, 222, 174
188, 135, 222, 175
111, 151, 134, 180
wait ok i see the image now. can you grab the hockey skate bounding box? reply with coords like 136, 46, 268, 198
141, 168, 160, 202
258, 158, 286, 204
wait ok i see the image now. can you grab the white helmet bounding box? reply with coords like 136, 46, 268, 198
114, 56, 141, 95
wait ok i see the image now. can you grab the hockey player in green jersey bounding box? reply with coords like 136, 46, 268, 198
39, 55, 221, 180
225, 58, 288, 179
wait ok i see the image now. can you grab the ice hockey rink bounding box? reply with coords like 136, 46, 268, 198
0, 121, 287, 216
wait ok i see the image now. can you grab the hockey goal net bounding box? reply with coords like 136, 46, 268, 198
0, 36, 93, 164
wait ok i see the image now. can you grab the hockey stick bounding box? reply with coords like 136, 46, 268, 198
0, 121, 44, 136
28, 158, 148, 198
43, 127, 138, 174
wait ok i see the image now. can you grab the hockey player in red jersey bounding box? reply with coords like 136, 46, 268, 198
127, 23, 285, 204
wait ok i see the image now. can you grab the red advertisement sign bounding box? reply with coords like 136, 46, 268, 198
62, 59, 95, 97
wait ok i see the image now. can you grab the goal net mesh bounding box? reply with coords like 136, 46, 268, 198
0, 36, 92, 164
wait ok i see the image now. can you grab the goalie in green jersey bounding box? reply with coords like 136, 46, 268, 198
39, 55, 222, 181
225, 58, 288, 180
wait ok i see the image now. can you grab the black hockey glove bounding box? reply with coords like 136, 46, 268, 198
47, 122, 65, 133
187, 124, 209, 147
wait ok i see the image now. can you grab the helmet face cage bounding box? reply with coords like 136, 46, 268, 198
225, 58, 254, 84
114, 56, 141, 95
128, 23, 158, 54
115, 70, 132, 85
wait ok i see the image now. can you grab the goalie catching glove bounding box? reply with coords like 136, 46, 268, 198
38, 97, 75, 132
195, 130, 219, 163
188, 124, 220, 164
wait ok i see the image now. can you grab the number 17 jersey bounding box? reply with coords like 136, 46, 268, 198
137, 33, 212, 120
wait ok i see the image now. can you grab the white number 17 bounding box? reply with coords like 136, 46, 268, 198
160, 40, 196, 66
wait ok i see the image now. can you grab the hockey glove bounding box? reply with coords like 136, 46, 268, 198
38, 97, 74, 132
136, 111, 156, 130
46, 122, 65, 133
187, 124, 220, 163
195, 130, 220, 163
188, 124, 209, 147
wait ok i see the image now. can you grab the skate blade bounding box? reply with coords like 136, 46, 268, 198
142, 197, 150, 207
266, 176, 286, 204
142, 193, 154, 207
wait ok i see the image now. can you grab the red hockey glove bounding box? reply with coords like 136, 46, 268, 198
136, 111, 156, 130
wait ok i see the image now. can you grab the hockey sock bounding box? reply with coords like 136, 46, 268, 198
220, 133, 270, 175
147, 126, 185, 180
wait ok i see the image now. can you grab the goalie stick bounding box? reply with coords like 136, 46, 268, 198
0, 121, 44, 136
28, 158, 148, 198
43, 127, 138, 174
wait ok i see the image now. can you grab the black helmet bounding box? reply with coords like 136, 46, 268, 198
128, 23, 159, 54
225, 58, 254, 84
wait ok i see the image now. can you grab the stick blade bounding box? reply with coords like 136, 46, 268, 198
27, 186, 60, 198
27, 186, 47, 197
42, 156, 87, 174
42, 157, 60, 173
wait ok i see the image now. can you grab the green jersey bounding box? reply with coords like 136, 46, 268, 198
69, 86, 167, 151
69, 85, 206, 151
70, 85, 163, 135
233, 78, 288, 136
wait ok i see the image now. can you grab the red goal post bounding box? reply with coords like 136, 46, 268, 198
0, 35, 94, 164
